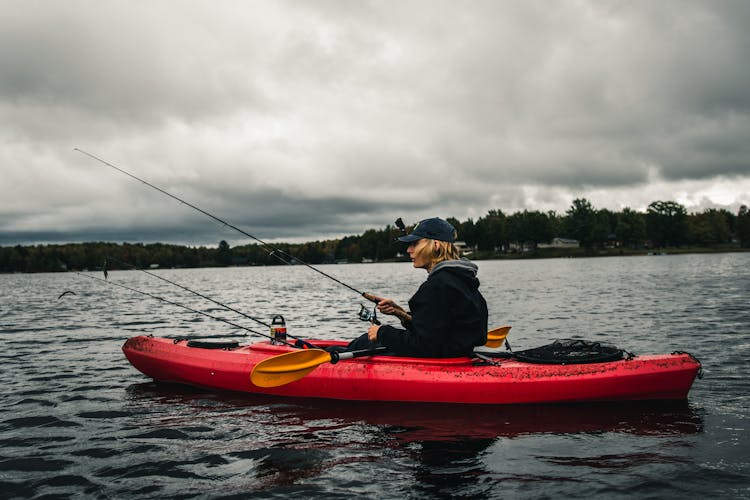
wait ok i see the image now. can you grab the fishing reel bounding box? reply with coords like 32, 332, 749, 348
358, 303, 381, 325
394, 217, 407, 239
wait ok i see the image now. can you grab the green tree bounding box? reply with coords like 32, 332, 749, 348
335, 235, 359, 261
217, 240, 232, 266
547, 211, 564, 240
359, 229, 385, 261
294, 241, 329, 264
737, 205, 750, 248
564, 198, 597, 248
7, 246, 27, 272
448, 217, 476, 249
463, 218, 478, 250
688, 209, 732, 245
475, 210, 507, 252
592, 209, 616, 247
507, 211, 554, 249
646, 201, 688, 247
615, 208, 646, 247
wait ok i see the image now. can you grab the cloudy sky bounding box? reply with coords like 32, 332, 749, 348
2, 0, 749, 246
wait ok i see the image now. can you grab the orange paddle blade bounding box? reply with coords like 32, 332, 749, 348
485, 325, 511, 348
251, 349, 332, 388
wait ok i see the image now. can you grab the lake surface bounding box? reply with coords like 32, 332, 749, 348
1, 253, 748, 498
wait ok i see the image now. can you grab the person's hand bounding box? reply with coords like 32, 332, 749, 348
375, 297, 404, 316
367, 323, 380, 342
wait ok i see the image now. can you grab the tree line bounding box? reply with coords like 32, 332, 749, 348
2, 199, 749, 273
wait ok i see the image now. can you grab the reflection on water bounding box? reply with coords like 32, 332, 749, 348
122, 382, 706, 497
128, 382, 704, 442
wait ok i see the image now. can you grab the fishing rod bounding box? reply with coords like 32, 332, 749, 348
103, 256, 316, 348
72, 270, 308, 348
74, 148, 378, 302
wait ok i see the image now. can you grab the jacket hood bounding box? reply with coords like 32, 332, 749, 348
429, 259, 479, 279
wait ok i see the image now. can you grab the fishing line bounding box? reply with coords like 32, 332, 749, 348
71, 270, 304, 348
74, 148, 375, 301
103, 256, 316, 348
106, 256, 270, 326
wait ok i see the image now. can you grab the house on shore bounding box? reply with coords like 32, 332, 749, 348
454, 240, 472, 256
537, 238, 580, 249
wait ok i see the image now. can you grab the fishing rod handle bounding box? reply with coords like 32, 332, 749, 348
362, 292, 413, 323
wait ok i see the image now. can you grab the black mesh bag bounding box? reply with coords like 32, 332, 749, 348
513, 339, 625, 364
186, 340, 239, 350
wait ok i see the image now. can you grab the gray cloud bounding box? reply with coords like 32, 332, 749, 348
1, 0, 749, 245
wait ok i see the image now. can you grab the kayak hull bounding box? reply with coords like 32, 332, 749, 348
122, 336, 700, 405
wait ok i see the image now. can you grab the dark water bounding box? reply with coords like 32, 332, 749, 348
1, 253, 748, 498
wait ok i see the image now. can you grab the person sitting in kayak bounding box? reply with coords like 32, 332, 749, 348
348, 217, 488, 357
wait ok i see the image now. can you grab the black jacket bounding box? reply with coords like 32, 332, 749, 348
377, 260, 488, 357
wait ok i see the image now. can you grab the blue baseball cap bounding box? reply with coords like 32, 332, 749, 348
397, 217, 456, 243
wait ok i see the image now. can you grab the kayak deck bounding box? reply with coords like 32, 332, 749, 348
122, 336, 701, 405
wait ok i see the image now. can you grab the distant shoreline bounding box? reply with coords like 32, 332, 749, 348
5, 198, 749, 273
464, 245, 750, 261
1, 242, 748, 274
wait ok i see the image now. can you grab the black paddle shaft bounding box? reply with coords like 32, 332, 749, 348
330, 347, 390, 364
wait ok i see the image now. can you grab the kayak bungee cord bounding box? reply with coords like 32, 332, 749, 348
74, 148, 379, 303
72, 270, 304, 347
102, 256, 317, 348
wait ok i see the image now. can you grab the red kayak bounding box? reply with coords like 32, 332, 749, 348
122, 336, 701, 405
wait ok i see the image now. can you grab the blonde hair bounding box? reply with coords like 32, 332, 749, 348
415, 239, 460, 267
